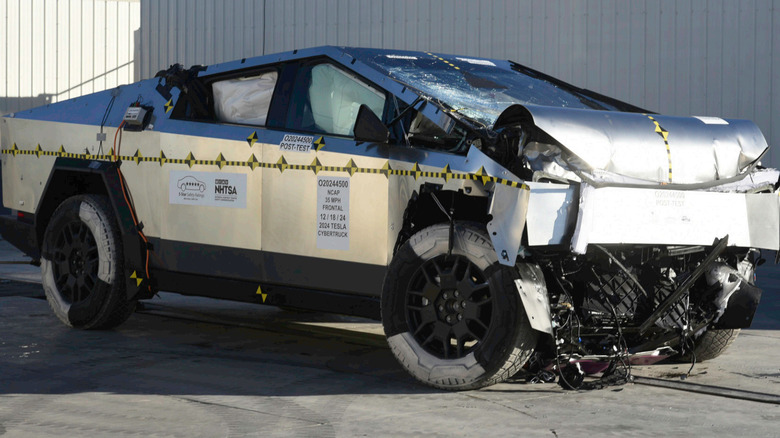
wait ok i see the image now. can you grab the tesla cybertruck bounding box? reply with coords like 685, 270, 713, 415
2, 47, 777, 389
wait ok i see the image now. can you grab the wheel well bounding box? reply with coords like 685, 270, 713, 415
35, 170, 108, 249
393, 186, 490, 254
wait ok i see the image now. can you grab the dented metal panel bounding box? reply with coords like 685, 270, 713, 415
525, 182, 577, 246
519, 104, 768, 184
487, 182, 530, 266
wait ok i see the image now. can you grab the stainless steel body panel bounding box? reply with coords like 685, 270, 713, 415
487, 183, 530, 265
2, 46, 778, 390
261, 139, 389, 267
0, 118, 165, 240
520, 105, 768, 184
571, 184, 780, 253
525, 182, 578, 246
161, 132, 261, 252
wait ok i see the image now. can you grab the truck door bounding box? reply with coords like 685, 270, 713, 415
260, 61, 391, 294
157, 69, 279, 279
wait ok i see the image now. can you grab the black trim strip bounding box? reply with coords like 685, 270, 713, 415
152, 269, 380, 320
149, 238, 388, 297
0, 214, 39, 260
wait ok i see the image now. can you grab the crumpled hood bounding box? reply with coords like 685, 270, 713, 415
515, 104, 768, 185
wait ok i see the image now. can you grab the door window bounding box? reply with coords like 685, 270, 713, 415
287, 63, 385, 136
212, 71, 279, 126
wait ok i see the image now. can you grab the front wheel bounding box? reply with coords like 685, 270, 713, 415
382, 223, 538, 390
41, 194, 135, 329
675, 329, 740, 363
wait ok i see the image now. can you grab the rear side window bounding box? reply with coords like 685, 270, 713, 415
287, 63, 385, 136
212, 71, 278, 126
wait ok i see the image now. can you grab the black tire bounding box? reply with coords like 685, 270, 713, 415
675, 329, 740, 363
382, 223, 538, 390
40, 194, 135, 329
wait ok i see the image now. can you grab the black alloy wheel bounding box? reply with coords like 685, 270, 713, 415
51, 221, 101, 304
406, 254, 494, 360
41, 194, 135, 329
382, 222, 538, 390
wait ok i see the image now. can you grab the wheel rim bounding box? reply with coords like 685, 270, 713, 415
406, 255, 494, 359
51, 221, 100, 304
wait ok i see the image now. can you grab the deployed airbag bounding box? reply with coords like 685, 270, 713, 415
212, 71, 278, 125
308, 64, 385, 136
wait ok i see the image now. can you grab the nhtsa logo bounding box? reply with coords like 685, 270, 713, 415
215, 178, 238, 195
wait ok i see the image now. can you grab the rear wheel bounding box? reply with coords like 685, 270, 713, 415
382, 223, 538, 390
41, 195, 135, 329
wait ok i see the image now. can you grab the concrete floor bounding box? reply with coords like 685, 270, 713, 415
0, 240, 779, 437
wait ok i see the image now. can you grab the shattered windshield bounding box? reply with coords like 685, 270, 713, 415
345, 48, 620, 127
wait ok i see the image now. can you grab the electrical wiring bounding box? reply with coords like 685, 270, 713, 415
113, 120, 153, 288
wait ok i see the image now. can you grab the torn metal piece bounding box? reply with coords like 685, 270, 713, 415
487, 183, 530, 266
514, 263, 553, 335
462, 146, 531, 266
706, 262, 763, 329
706, 262, 745, 323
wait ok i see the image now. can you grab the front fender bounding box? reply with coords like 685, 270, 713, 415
487, 182, 530, 266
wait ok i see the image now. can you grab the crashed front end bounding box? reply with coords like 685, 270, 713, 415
492, 103, 778, 371
350, 48, 778, 371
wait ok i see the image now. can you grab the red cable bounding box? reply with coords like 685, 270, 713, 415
112, 120, 125, 159
113, 121, 152, 287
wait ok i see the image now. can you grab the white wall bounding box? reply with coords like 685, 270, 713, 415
0, 0, 140, 115
137, 0, 780, 168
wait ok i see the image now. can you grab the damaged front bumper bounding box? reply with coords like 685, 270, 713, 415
522, 182, 780, 254
570, 184, 780, 254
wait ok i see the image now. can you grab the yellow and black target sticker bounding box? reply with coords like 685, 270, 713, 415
646, 115, 673, 183
1, 143, 529, 190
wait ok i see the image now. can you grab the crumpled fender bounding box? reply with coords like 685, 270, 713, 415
462, 146, 530, 267
486, 183, 530, 266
